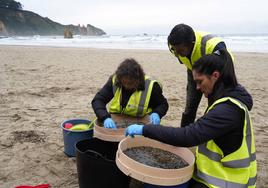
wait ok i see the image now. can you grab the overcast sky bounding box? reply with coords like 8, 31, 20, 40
19, 0, 268, 35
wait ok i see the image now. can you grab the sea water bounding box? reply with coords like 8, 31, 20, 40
0, 34, 268, 53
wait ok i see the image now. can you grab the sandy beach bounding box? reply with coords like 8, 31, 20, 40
0, 45, 267, 188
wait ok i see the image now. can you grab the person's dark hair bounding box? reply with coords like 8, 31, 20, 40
115, 58, 145, 90
167, 24, 195, 45
192, 49, 238, 103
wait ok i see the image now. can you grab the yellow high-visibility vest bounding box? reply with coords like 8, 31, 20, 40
169, 31, 225, 70
109, 75, 159, 117
193, 97, 257, 188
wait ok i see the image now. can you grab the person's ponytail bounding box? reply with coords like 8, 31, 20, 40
217, 49, 238, 88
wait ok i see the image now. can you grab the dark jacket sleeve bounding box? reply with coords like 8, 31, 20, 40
148, 82, 169, 118
213, 42, 226, 51
91, 77, 114, 122
143, 101, 244, 155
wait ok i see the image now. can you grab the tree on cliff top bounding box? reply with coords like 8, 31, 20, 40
0, 0, 23, 10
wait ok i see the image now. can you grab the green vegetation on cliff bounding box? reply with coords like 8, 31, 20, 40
0, 0, 22, 10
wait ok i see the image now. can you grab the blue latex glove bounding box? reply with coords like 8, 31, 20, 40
103, 118, 117, 129
125, 124, 144, 137
150, 113, 160, 125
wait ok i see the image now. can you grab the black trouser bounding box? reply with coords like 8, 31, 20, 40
181, 69, 202, 127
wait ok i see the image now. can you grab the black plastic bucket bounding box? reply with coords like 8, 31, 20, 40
76, 138, 130, 188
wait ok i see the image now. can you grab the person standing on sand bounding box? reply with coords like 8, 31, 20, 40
126, 49, 257, 188
91, 58, 169, 128
167, 23, 231, 127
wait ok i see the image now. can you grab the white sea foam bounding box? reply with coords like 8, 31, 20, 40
0, 34, 268, 53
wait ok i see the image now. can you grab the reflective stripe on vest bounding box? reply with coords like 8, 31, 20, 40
193, 97, 257, 188
195, 169, 257, 188
136, 78, 151, 116
201, 34, 216, 56
110, 75, 155, 117
198, 144, 256, 168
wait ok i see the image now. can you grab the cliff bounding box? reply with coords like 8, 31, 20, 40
0, 7, 106, 36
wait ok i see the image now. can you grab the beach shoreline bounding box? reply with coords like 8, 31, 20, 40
0, 45, 267, 187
